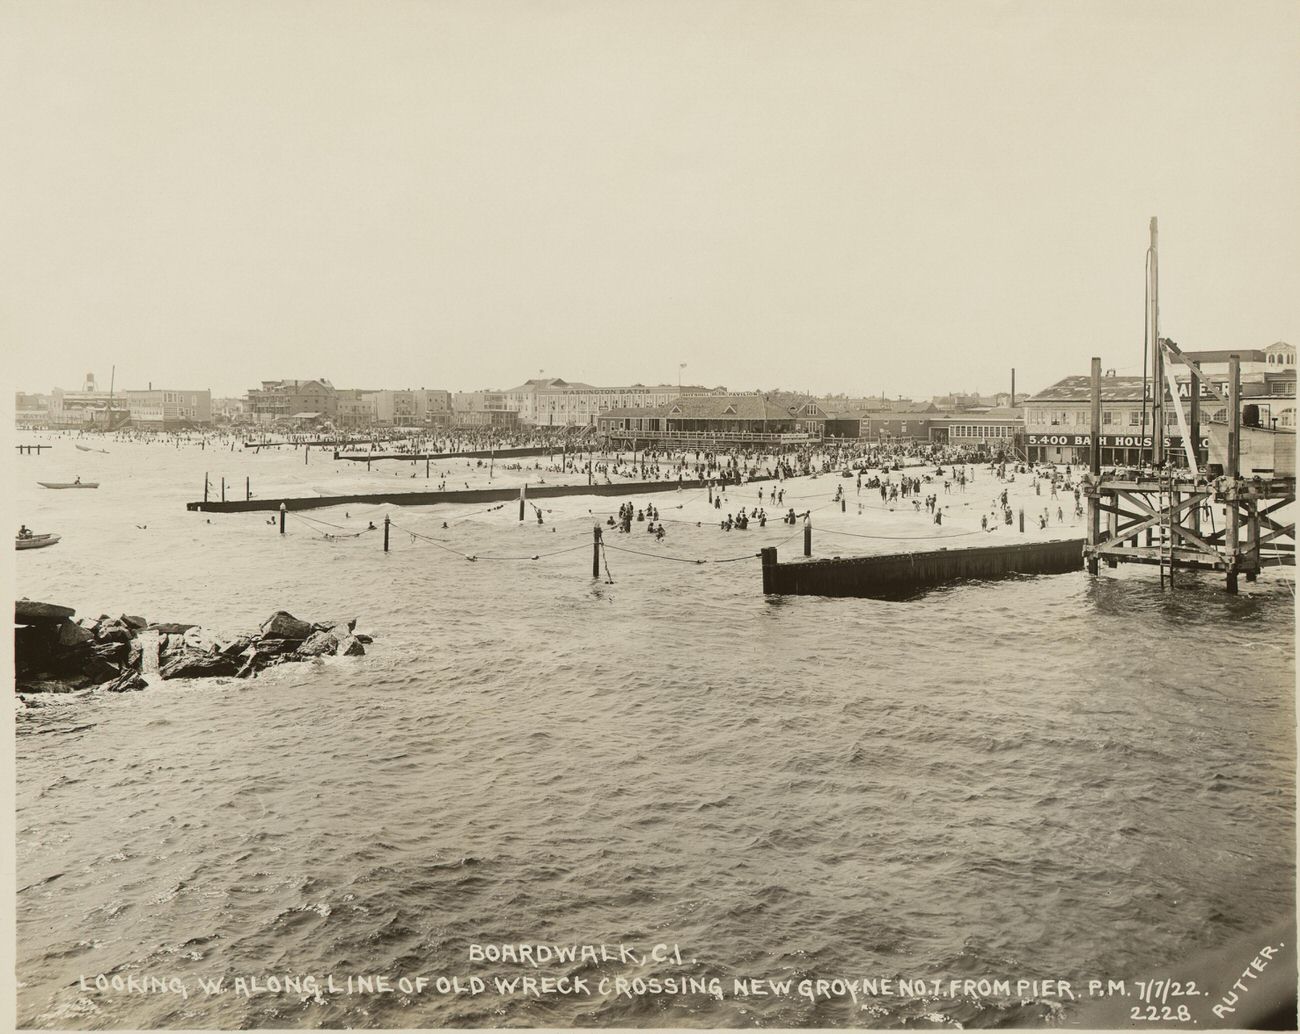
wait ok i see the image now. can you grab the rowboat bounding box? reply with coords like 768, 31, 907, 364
16, 533, 60, 550
37, 481, 99, 489
75, 444, 108, 454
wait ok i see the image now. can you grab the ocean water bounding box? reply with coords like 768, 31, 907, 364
12, 435, 1296, 1028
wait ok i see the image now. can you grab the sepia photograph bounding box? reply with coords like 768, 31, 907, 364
3, 1, 1297, 1029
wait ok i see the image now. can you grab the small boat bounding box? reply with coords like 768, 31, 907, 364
74, 444, 108, 454
16, 533, 61, 550
37, 481, 99, 489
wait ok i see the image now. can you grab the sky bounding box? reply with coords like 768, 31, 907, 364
2, 0, 1298, 401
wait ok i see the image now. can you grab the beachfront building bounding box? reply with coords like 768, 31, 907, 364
15, 392, 51, 428
122, 388, 213, 429
334, 389, 377, 428
596, 393, 824, 445
451, 390, 516, 428
213, 397, 246, 424
929, 408, 1025, 453
860, 405, 942, 442
245, 379, 338, 424
47, 374, 130, 429
1024, 348, 1296, 467
502, 377, 715, 427
359, 389, 454, 427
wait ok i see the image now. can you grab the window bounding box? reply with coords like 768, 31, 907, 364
1129, 411, 1141, 426
1102, 411, 1113, 425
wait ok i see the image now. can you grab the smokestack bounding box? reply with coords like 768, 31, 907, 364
1011, 368, 1015, 407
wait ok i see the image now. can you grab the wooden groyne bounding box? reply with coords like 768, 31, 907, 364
759, 538, 1085, 597
334, 445, 559, 462
187, 476, 766, 513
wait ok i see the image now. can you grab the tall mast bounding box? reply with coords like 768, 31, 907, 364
1150, 218, 1163, 467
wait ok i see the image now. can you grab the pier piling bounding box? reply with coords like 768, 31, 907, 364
804, 518, 812, 557
1086, 357, 1101, 575
593, 525, 603, 578
221, 477, 226, 503
383, 514, 390, 553
279, 503, 286, 535
760, 547, 778, 593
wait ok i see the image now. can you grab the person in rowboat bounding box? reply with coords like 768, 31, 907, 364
18, 525, 33, 539
74, 476, 81, 484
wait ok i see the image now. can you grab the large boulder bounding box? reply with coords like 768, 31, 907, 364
182, 626, 228, 653
119, 614, 148, 630
235, 649, 291, 679
105, 670, 148, 693
57, 620, 94, 647
295, 629, 340, 658
260, 611, 314, 641
312, 617, 356, 634
95, 620, 133, 644
254, 637, 300, 656
15, 600, 75, 625
217, 635, 256, 658
336, 634, 366, 657
159, 653, 240, 680
81, 654, 122, 684
89, 640, 128, 664
149, 622, 197, 635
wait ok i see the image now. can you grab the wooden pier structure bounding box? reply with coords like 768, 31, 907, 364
1082, 219, 1295, 593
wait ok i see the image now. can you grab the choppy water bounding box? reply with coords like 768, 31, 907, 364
11, 435, 1296, 1028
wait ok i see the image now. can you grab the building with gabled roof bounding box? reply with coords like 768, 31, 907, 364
595, 392, 823, 444
503, 376, 707, 426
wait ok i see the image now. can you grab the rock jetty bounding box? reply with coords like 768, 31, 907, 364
14, 599, 371, 695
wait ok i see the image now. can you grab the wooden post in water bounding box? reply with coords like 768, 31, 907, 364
279, 502, 286, 534
246, 476, 250, 501
1019, 508, 1024, 533
519, 483, 526, 522
761, 546, 778, 593
1246, 498, 1259, 582
383, 514, 390, 553
592, 525, 602, 578
221, 477, 226, 502
1106, 503, 1118, 567
1226, 355, 1241, 593
804, 516, 812, 557
204, 474, 209, 503
1086, 357, 1102, 574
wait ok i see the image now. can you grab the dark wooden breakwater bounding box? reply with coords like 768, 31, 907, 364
334, 446, 557, 462
759, 538, 1085, 597
187, 476, 766, 513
